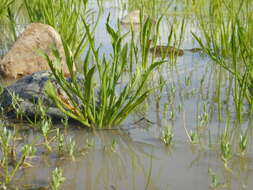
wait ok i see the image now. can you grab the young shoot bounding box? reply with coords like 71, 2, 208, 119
184, 125, 199, 145
0, 125, 36, 188
61, 116, 69, 131
50, 168, 65, 190
198, 103, 209, 127
40, 117, 52, 151
239, 134, 248, 156
56, 128, 65, 154
67, 138, 76, 160
10, 92, 24, 120
189, 130, 199, 144
161, 126, 173, 146
220, 133, 233, 167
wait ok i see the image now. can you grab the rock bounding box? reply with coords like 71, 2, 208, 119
150, 46, 184, 57
0, 23, 71, 79
121, 10, 141, 24
186, 48, 203, 53
0, 71, 83, 120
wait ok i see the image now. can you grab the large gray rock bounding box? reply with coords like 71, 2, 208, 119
0, 23, 72, 79
0, 71, 82, 120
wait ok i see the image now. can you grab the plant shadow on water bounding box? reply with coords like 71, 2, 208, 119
0, 0, 253, 190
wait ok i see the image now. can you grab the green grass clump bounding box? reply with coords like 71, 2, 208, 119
44, 17, 163, 129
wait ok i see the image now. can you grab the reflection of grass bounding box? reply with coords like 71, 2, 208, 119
73, 130, 158, 189
45, 16, 163, 128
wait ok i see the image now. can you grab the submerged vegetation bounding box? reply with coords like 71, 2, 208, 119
0, 0, 253, 189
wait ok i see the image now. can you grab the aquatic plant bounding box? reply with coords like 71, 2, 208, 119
61, 116, 69, 131
0, 124, 36, 188
193, 0, 253, 119
220, 131, 233, 167
67, 138, 76, 160
44, 17, 163, 128
9, 92, 25, 120
188, 130, 199, 144
161, 126, 173, 146
239, 133, 248, 156
50, 168, 65, 190
41, 117, 53, 151
56, 128, 64, 153
184, 118, 199, 144
198, 103, 209, 127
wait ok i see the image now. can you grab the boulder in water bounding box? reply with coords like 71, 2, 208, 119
0, 23, 72, 79
0, 71, 80, 120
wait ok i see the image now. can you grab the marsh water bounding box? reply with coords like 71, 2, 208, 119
1, 0, 253, 190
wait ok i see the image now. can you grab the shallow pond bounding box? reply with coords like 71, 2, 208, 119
1, 0, 253, 190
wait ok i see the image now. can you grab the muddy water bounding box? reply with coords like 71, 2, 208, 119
1, 0, 253, 190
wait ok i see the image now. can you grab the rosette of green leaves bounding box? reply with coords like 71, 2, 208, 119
44, 17, 163, 128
